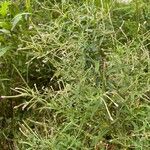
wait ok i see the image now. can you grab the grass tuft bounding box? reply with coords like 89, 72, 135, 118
0, 0, 150, 149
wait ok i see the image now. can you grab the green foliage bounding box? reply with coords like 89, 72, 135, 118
11, 12, 30, 30
0, 0, 150, 149
0, 46, 11, 57
0, 1, 10, 17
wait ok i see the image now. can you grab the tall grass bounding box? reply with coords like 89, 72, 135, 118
0, 0, 150, 149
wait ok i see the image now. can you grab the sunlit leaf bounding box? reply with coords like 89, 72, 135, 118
0, 29, 10, 34
11, 13, 31, 31
25, 0, 31, 11
0, 1, 10, 17
95, 60, 100, 74
0, 46, 11, 57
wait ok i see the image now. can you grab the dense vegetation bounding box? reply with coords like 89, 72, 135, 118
0, 0, 150, 149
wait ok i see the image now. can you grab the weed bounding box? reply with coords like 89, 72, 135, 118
0, 0, 150, 149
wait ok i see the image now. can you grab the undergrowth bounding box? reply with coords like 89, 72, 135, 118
0, 0, 150, 149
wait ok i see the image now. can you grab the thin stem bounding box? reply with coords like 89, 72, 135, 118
1, 94, 28, 99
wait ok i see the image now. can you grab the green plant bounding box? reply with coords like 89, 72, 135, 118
0, 0, 150, 149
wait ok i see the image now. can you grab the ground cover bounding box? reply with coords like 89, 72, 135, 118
0, 0, 150, 149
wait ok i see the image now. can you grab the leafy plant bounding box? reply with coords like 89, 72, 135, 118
0, 0, 150, 149
0, 1, 10, 17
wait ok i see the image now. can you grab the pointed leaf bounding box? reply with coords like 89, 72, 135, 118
11, 13, 31, 30
0, 46, 11, 57
0, 29, 10, 34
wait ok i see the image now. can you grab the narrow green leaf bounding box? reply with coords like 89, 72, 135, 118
0, 29, 10, 34
25, 0, 31, 11
11, 13, 31, 31
11, 15, 22, 31
95, 60, 100, 74
0, 46, 11, 57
